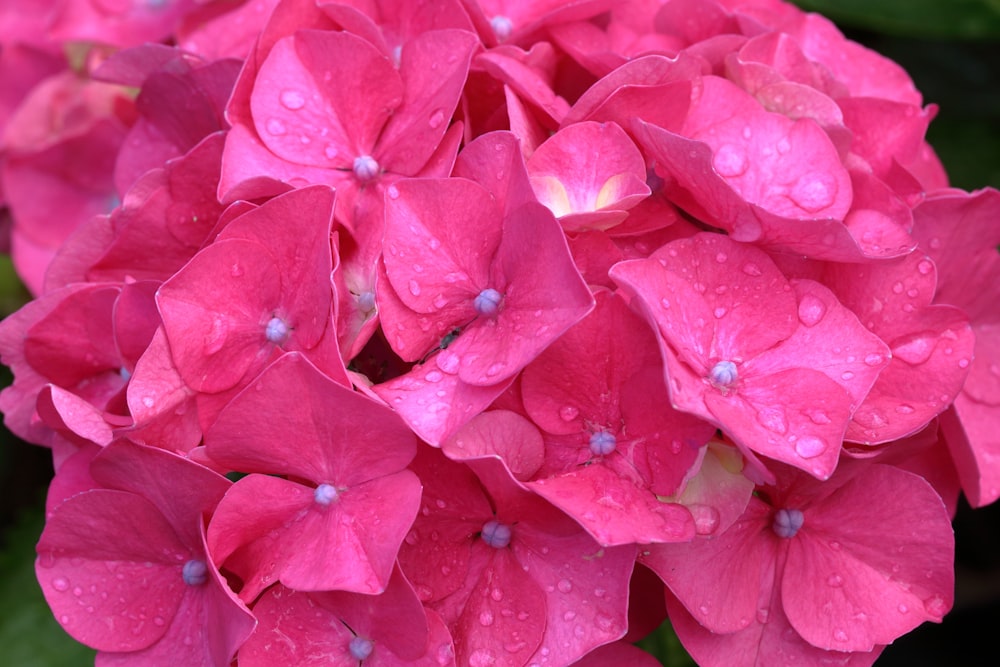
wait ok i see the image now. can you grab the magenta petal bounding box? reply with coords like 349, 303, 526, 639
157, 238, 282, 393
373, 357, 514, 446
454, 546, 547, 666
377, 29, 478, 174
641, 499, 775, 634
783, 464, 954, 651
36, 490, 189, 652
250, 30, 402, 167
209, 471, 420, 597
382, 177, 500, 317
206, 353, 415, 484
443, 410, 545, 481
528, 465, 695, 545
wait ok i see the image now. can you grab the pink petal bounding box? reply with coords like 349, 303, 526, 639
443, 410, 545, 481
783, 464, 954, 651
250, 30, 402, 168
36, 490, 189, 652
206, 353, 415, 485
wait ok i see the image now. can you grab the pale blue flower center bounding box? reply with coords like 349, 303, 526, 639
314, 483, 339, 506
772, 508, 804, 539
481, 519, 512, 549
589, 431, 617, 456
182, 559, 208, 586
474, 288, 503, 317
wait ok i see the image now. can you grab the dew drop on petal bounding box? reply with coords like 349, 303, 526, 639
797, 293, 827, 327
51, 577, 70, 592
425, 370, 443, 383
795, 435, 826, 459
713, 306, 727, 319
916, 259, 934, 275
279, 90, 305, 110
864, 353, 885, 366
204, 316, 228, 355
481, 520, 512, 549
924, 595, 947, 618
265, 118, 286, 135
429, 109, 445, 129
589, 430, 617, 456
742, 262, 762, 276
182, 559, 208, 587
350, 636, 374, 660
834, 629, 849, 642
689, 504, 721, 536
790, 172, 836, 212
897, 603, 909, 614
807, 410, 831, 425
408, 279, 421, 296
827, 574, 843, 587
891, 333, 936, 366
559, 405, 579, 422
891, 281, 904, 295
895, 404, 915, 415
323, 144, 338, 160
557, 579, 573, 593
756, 407, 788, 434
436, 350, 460, 374
772, 508, 804, 539
712, 144, 749, 177
478, 610, 495, 627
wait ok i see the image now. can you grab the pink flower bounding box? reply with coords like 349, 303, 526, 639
611, 232, 889, 479
374, 150, 594, 444
205, 353, 421, 600
36, 440, 255, 665
643, 461, 954, 662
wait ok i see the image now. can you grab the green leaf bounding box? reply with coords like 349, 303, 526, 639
791, 0, 1000, 39
0, 506, 97, 667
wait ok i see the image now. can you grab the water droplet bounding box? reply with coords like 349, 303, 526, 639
895, 404, 915, 415
261, 116, 290, 138
958, 358, 970, 369
757, 407, 788, 434
693, 281, 706, 293
713, 306, 727, 319
408, 279, 421, 296
742, 262, 762, 276
51, 577, 70, 592
891, 281, 904, 295
892, 332, 935, 365
864, 353, 885, 366
557, 579, 573, 593
279, 89, 305, 110
204, 316, 228, 355
425, 370, 443, 383
429, 109, 445, 128
807, 410, 831, 425
660, 297, 671, 309
797, 293, 827, 327
795, 436, 826, 459
141, 396, 155, 408
827, 574, 843, 587
834, 629, 849, 642
713, 144, 749, 177
924, 594, 947, 617
563, 610, 577, 621
906, 288, 919, 298
790, 172, 836, 212
715, 252, 728, 263
386, 185, 400, 199
689, 504, 721, 535
436, 350, 460, 374
897, 603, 909, 614
559, 405, 579, 422
916, 259, 934, 275
841, 370, 855, 381
479, 610, 495, 626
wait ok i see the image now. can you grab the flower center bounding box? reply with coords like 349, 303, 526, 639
182, 559, 208, 586
314, 483, 340, 506
490, 15, 513, 41
353, 155, 380, 182
349, 636, 374, 660
481, 519, 512, 548
589, 430, 617, 456
772, 508, 804, 539
708, 360, 738, 391
474, 288, 504, 317
265, 316, 290, 344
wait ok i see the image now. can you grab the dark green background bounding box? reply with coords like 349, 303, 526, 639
2, 1, 999, 664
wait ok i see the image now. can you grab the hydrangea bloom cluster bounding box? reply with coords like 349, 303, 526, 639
1, 0, 997, 665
